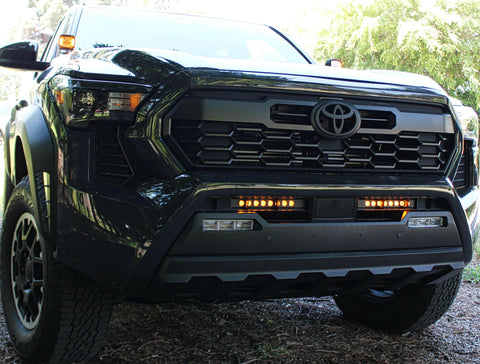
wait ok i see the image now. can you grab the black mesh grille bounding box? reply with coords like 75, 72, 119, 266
170, 120, 454, 172
94, 127, 133, 184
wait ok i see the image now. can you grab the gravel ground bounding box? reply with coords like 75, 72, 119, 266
0, 278, 479, 363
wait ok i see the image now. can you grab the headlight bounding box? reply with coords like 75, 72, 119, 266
48, 75, 150, 128
452, 101, 479, 141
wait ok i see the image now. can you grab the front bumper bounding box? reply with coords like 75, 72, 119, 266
161, 210, 463, 282
55, 178, 475, 301
145, 207, 466, 302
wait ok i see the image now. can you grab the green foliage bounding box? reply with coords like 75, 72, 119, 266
463, 264, 480, 284
463, 240, 480, 283
22, 0, 67, 43
0, 71, 25, 102
313, 0, 480, 110
258, 343, 291, 360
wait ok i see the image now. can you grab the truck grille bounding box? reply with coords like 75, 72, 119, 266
169, 120, 454, 173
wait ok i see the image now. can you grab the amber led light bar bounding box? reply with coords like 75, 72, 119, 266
232, 197, 305, 210
357, 198, 416, 210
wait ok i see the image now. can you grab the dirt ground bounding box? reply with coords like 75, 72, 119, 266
0, 279, 479, 363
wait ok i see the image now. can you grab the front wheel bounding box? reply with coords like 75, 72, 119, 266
1, 176, 113, 363
334, 271, 463, 333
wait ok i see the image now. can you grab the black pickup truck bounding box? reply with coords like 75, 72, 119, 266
0, 6, 478, 363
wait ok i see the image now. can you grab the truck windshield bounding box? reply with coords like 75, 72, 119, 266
74, 8, 310, 64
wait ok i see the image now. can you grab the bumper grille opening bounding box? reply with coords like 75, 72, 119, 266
355, 210, 406, 221
453, 154, 466, 189
257, 210, 309, 223
93, 126, 133, 184
453, 140, 472, 191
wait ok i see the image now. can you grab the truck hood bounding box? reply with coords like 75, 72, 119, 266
149, 49, 444, 91
65, 48, 446, 95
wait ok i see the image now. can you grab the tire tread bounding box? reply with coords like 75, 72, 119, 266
407, 272, 462, 332
1, 175, 113, 364
335, 271, 463, 333
49, 266, 113, 363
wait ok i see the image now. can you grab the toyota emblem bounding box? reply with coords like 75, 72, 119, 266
311, 100, 361, 139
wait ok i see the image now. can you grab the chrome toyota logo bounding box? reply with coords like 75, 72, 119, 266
311, 100, 361, 139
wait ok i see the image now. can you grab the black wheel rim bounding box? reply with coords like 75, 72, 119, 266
364, 288, 396, 302
10, 212, 45, 330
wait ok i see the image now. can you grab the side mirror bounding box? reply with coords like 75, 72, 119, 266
325, 59, 343, 68
0, 41, 49, 71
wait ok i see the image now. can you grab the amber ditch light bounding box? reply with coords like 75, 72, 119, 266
59, 35, 76, 51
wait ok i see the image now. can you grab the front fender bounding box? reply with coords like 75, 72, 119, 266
11, 105, 55, 180
9, 105, 55, 236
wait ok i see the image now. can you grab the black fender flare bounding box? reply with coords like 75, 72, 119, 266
8, 105, 55, 236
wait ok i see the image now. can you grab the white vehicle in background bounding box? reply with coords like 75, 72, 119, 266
451, 97, 479, 140
0, 102, 11, 142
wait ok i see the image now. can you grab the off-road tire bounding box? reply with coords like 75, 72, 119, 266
2, 169, 13, 215
334, 271, 463, 333
0, 176, 114, 363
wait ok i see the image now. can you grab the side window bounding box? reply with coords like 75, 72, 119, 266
41, 13, 74, 62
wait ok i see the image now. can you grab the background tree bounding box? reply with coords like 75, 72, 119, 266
2, 0, 479, 109
0, 0, 67, 102
313, 0, 480, 110
23, 0, 68, 45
